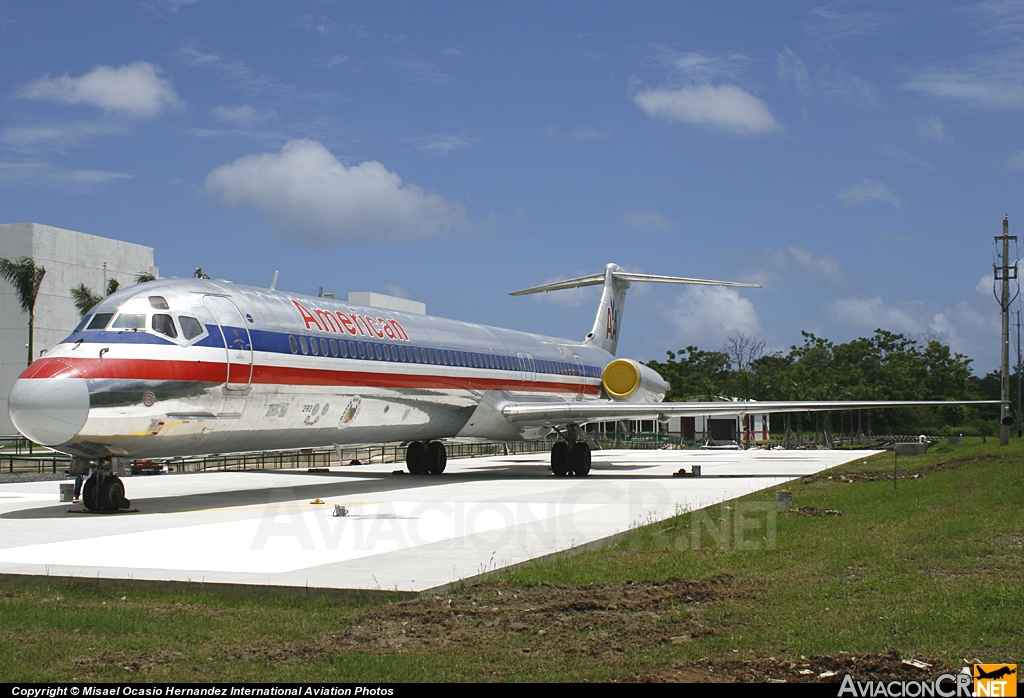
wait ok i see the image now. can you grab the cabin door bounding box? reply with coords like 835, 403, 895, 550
202, 295, 253, 390
573, 355, 586, 399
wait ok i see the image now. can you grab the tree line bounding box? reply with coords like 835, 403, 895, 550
646, 330, 1004, 437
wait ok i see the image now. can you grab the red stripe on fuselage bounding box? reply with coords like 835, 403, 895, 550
19, 356, 601, 394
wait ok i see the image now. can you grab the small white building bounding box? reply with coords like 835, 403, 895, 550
1, 223, 156, 436
665, 398, 771, 445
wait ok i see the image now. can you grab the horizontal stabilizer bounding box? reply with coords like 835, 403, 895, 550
509, 271, 759, 296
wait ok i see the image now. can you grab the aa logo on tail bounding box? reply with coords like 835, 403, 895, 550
974, 664, 1017, 697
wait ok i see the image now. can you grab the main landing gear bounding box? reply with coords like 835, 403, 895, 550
405, 441, 447, 475
551, 431, 591, 477
73, 457, 132, 512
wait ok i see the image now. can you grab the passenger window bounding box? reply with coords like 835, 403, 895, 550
180, 316, 204, 340
87, 313, 115, 330
347, 341, 356, 357
339, 341, 348, 358
357, 343, 366, 359
330, 339, 338, 357
300, 336, 309, 355
310, 337, 319, 356
320, 338, 328, 356
112, 313, 146, 330
152, 314, 178, 338
149, 296, 169, 310
289, 336, 298, 354
374, 344, 383, 360
391, 345, 399, 361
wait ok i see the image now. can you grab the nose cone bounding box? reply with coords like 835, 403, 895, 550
9, 363, 90, 446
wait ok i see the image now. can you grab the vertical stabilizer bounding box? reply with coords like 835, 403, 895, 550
585, 263, 629, 355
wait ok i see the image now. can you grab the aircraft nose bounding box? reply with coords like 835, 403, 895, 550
8, 362, 90, 446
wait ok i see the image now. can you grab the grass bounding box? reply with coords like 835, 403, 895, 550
0, 437, 1021, 681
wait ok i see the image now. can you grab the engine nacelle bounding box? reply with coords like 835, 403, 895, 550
601, 358, 669, 403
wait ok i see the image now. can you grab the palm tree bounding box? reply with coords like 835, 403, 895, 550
0, 256, 47, 366
72, 271, 155, 317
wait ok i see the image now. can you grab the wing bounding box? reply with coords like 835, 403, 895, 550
502, 399, 999, 428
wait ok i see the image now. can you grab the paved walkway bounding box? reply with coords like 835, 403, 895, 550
0, 448, 874, 592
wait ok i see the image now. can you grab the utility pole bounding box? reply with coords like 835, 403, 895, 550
995, 216, 1016, 446
1017, 309, 1022, 438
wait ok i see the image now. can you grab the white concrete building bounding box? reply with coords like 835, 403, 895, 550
1, 223, 156, 436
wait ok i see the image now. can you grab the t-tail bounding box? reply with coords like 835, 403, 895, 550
510, 263, 760, 355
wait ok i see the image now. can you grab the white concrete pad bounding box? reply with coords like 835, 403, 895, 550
0, 449, 874, 592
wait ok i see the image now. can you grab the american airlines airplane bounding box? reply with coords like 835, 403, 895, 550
8, 263, 993, 512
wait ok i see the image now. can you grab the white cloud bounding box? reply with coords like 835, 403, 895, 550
213, 105, 266, 124
776, 48, 811, 96
827, 296, 927, 335
656, 49, 752, 82
409, 133, 481, 155
878, 144, 935, 170
803, 7, 899, 45
818, 68, 881, 109
323, 54, 349, 68
917, 116, 947, 142
827, 295, 999, 367
837, 178, 903, 209
2, 121, 132, 152
20, 62, 183, 118
622, 210, 669, 232
786, 246, 845, 279
204, 139, 465, 245
662, 286, 762, 346
0, 161, 132, 190
634, 84, 780, 135
572, 127, 610, 141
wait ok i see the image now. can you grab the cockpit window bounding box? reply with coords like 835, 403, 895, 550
87, 313, 115, 330
149, 296, 169, 310
152, 314, 178, 338
74, 315, 90, 333
179, 316, 203, 341
111, 313, 146, 330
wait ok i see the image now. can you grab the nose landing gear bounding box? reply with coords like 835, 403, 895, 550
73, 457, 132, 512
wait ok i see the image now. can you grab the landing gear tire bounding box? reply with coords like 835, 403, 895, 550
82, 475, 99, 511
83, 475, 130, 511
99, 476, 130, 510
406, 441, 427, 475
426, 441, 447, 475
570, 442, 591, 477
551, 441, 570, 477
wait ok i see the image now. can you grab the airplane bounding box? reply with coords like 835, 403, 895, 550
8, 262, 998, 512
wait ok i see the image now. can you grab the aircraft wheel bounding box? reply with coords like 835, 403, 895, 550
570, 443, 591, 477
406, 441, 426, 475
426, 441, 447, 475
98, 476, 130, 511
82, 476, 99, 511
551, 441, 570, 477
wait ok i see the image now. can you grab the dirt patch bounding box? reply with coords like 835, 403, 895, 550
638, 650, 958, 683
782, 507, 843, 517
215, 575, 746, 664
330, 575, 744, 656
75, 649, 186, 674
808, 455, 1004, 484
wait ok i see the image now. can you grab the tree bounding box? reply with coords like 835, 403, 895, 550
71, 272, 152, 317
0, 256, 47, 365
194, 268, 210, 279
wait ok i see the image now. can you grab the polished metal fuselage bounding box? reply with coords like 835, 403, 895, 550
14, 278, 610, 459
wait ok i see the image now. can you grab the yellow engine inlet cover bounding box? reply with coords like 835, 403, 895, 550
602, 359, 641, 399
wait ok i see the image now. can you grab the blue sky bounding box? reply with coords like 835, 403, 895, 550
1, 1, 1022, 374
